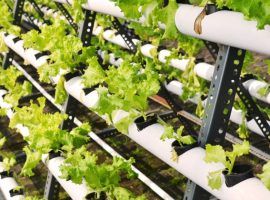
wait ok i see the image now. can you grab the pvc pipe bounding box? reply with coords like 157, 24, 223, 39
165, 80, 183, 96
64, 76, 99, 108
24, 48, 48, 69
0, 163, 24, 200
40, 6, 65, 20
243, 80, 270, 104
126, 122, 270, 200
97, 50, 123, 66
194, 63, 214, 81
140, 44, 156, 58
102, 30, 140, 49
3, 33, 48, 69
158, 49, 190, 71
87, 0, 124, 18
42, 155, 89, 200
175, 4, 270, 55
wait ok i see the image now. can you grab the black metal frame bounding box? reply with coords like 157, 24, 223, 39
237, 82, 270, 141
204, 41, 270, 142
112, 18, 137, 53
78, 9, 96, 46
44, 171, 60, 200
28, 0, 44, 18
159, 84, 197, 136
54, 2, 78, 32
199, 46, 246, 146
2, 0, 25, 69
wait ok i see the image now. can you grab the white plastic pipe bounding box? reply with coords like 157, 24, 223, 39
87, 0, 124, 18
175, 4, 270, 55
126, 122, 270, 200
40, 6, 65, 20
243, 79, 270, 104
0, 163, 24, 200
3, 33, 48, 69
64, 76, 99, 108
102, 30, 140, 49
158, 49, 190, 71
42, 155, 89, 200
140, 44, 156, 59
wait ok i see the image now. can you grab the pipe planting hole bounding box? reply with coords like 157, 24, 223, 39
237, 50, 243, 56
234, 60, 240, 65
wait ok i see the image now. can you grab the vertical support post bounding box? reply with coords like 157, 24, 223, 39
2, 0, 25, 69
199, 46, 246, 146
184, 180, 212, 200
237, 82, 270, 141
54, 2, 78, 32
78, 9, 96, 47
184, 45, 246, 200
111, 18, 137, 53
28, 0, 44, 18
44, 171, 60, 200
13, 0, 25, 26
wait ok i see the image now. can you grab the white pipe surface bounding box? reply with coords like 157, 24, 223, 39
42, 155, 90, 200
126, 122, 270, 200
175, 4, 270, 55
0, 163, 24, 200
3, 33, 48, 69
87, 0, 124, 18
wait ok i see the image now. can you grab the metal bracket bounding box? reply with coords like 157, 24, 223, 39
2, 48, 15, 69
112, 18, 137, 53
159, 84, 197, 137
3, 0, 25, 69
96, 128, 120, 139
199, 46, 246, 146
204, 41, 219, 60
28, 0, 44, 18
184, 180, 211, 200
78, 9, 96, 47
61, 95, 77, 131
54, 2, 78, 32
44, 171, 60, 200
237, 82, 270, 141
13, 0, 25, 26
22, 12, 40, 30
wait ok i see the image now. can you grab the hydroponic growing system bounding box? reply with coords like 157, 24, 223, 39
0, 0, 270, 199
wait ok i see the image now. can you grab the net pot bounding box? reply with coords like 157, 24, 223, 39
222, 164, 253, 187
